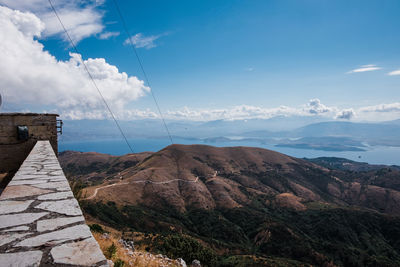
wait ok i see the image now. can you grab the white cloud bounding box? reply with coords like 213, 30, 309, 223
124, 33, 164, 49
62, 108, 158, 120
0, 0, 105, 43
359, 103, 400, 113
162, 102, 399, 122
354, 103, 400, 121
0, 6, 149, 120
164, 100, 339, 121
347, 64, 381, 74
98, 31, 119, 40
387, 69, 400, 76
335, 109, 356, 120
305, 99, 333, 114
165, 105, 300, 121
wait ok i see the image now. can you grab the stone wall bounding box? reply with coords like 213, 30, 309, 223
0, 141, 108, 267
0, 113, 59, 174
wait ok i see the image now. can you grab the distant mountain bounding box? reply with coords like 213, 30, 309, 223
306, 157, 400, 172
59, 116, 331, 141
276, 136, 366, 151
381, 119, 400, 125
200, 115, 330, 132
61, 145, 400, 266
290, 121, 400, 139
60, 118, 400, 150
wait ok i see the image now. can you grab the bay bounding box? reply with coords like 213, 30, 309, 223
59, 138, 400, 166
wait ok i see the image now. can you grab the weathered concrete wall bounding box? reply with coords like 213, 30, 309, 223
0, 113, 59, 174
0, 141, 108, 267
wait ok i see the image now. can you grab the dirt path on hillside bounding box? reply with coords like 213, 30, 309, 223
84, 171, 219, 200
84, 182, 129, 200
84, 176, 200, 200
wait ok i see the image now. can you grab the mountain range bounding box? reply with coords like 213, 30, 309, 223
60, 118, 400, 152
60, 144, 400, 266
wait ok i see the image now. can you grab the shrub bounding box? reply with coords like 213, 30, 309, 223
114, 259, 125, 267
89, 223, 104, 233
156, 234, 217, 267
106, 243, 117, 259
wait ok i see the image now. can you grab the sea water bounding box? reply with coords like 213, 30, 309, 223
59, 138, 400, 166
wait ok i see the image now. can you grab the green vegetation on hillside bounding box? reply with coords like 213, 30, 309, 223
80, 200, 400, 267
155, 234, 218, 266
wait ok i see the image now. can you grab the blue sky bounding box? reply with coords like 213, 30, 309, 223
0, 0, 399, 121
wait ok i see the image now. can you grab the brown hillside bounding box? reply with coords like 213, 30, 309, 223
60, 144, 400, 215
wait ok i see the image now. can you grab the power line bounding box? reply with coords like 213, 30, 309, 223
111, 0, 174, 145
47, 0, 136, 154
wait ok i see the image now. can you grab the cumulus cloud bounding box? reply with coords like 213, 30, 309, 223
387, 69, 400, 76
0, 0, 106, 43
0, 6, 149, 120
305, 99, 333, 114
347, 64, 381, 74
124, 33, 165, 49
335, 109, 356, 120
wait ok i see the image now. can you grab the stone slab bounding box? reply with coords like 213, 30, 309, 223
0, 212, 48, 229
3, 225, 30, 232
12, 174, 51, 180
0, 200, 33, 215
51, 238, 107, 266
43, 164, 62, 169
35, 198, 82, 216
37, 216, 84, 232
14, 175, 63, 181
8, 180, 47, 186
17, 172, 47, 177
15, 224, 92, 247
0, 233, 30, 246
0, 251, 42, 267
0, 185, 52, 200
37, 191, 74, 200
33, 181, 70, 191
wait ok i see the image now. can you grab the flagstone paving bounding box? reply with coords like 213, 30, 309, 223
0, 141, 108, 266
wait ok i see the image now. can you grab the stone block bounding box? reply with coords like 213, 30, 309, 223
50, 238, 107, 266
0, 212, 48, 229
35, 198, 82, 216
0, 200, 33, 214
15, 224, 92, 247
0, 251, 42, 267
0, 185, 52, 200
37, 216, 84, 232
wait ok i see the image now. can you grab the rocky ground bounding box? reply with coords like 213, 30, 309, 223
93, 230, 202, 267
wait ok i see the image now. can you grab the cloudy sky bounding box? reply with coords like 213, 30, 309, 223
0, 0, 399, 122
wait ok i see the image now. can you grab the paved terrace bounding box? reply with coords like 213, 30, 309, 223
0, 141, 108, 266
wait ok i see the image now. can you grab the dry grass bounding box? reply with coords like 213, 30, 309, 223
274, 192, 306, 211
92, 232, 182, 267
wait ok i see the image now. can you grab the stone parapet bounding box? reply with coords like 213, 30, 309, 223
0, 141, 108, 266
